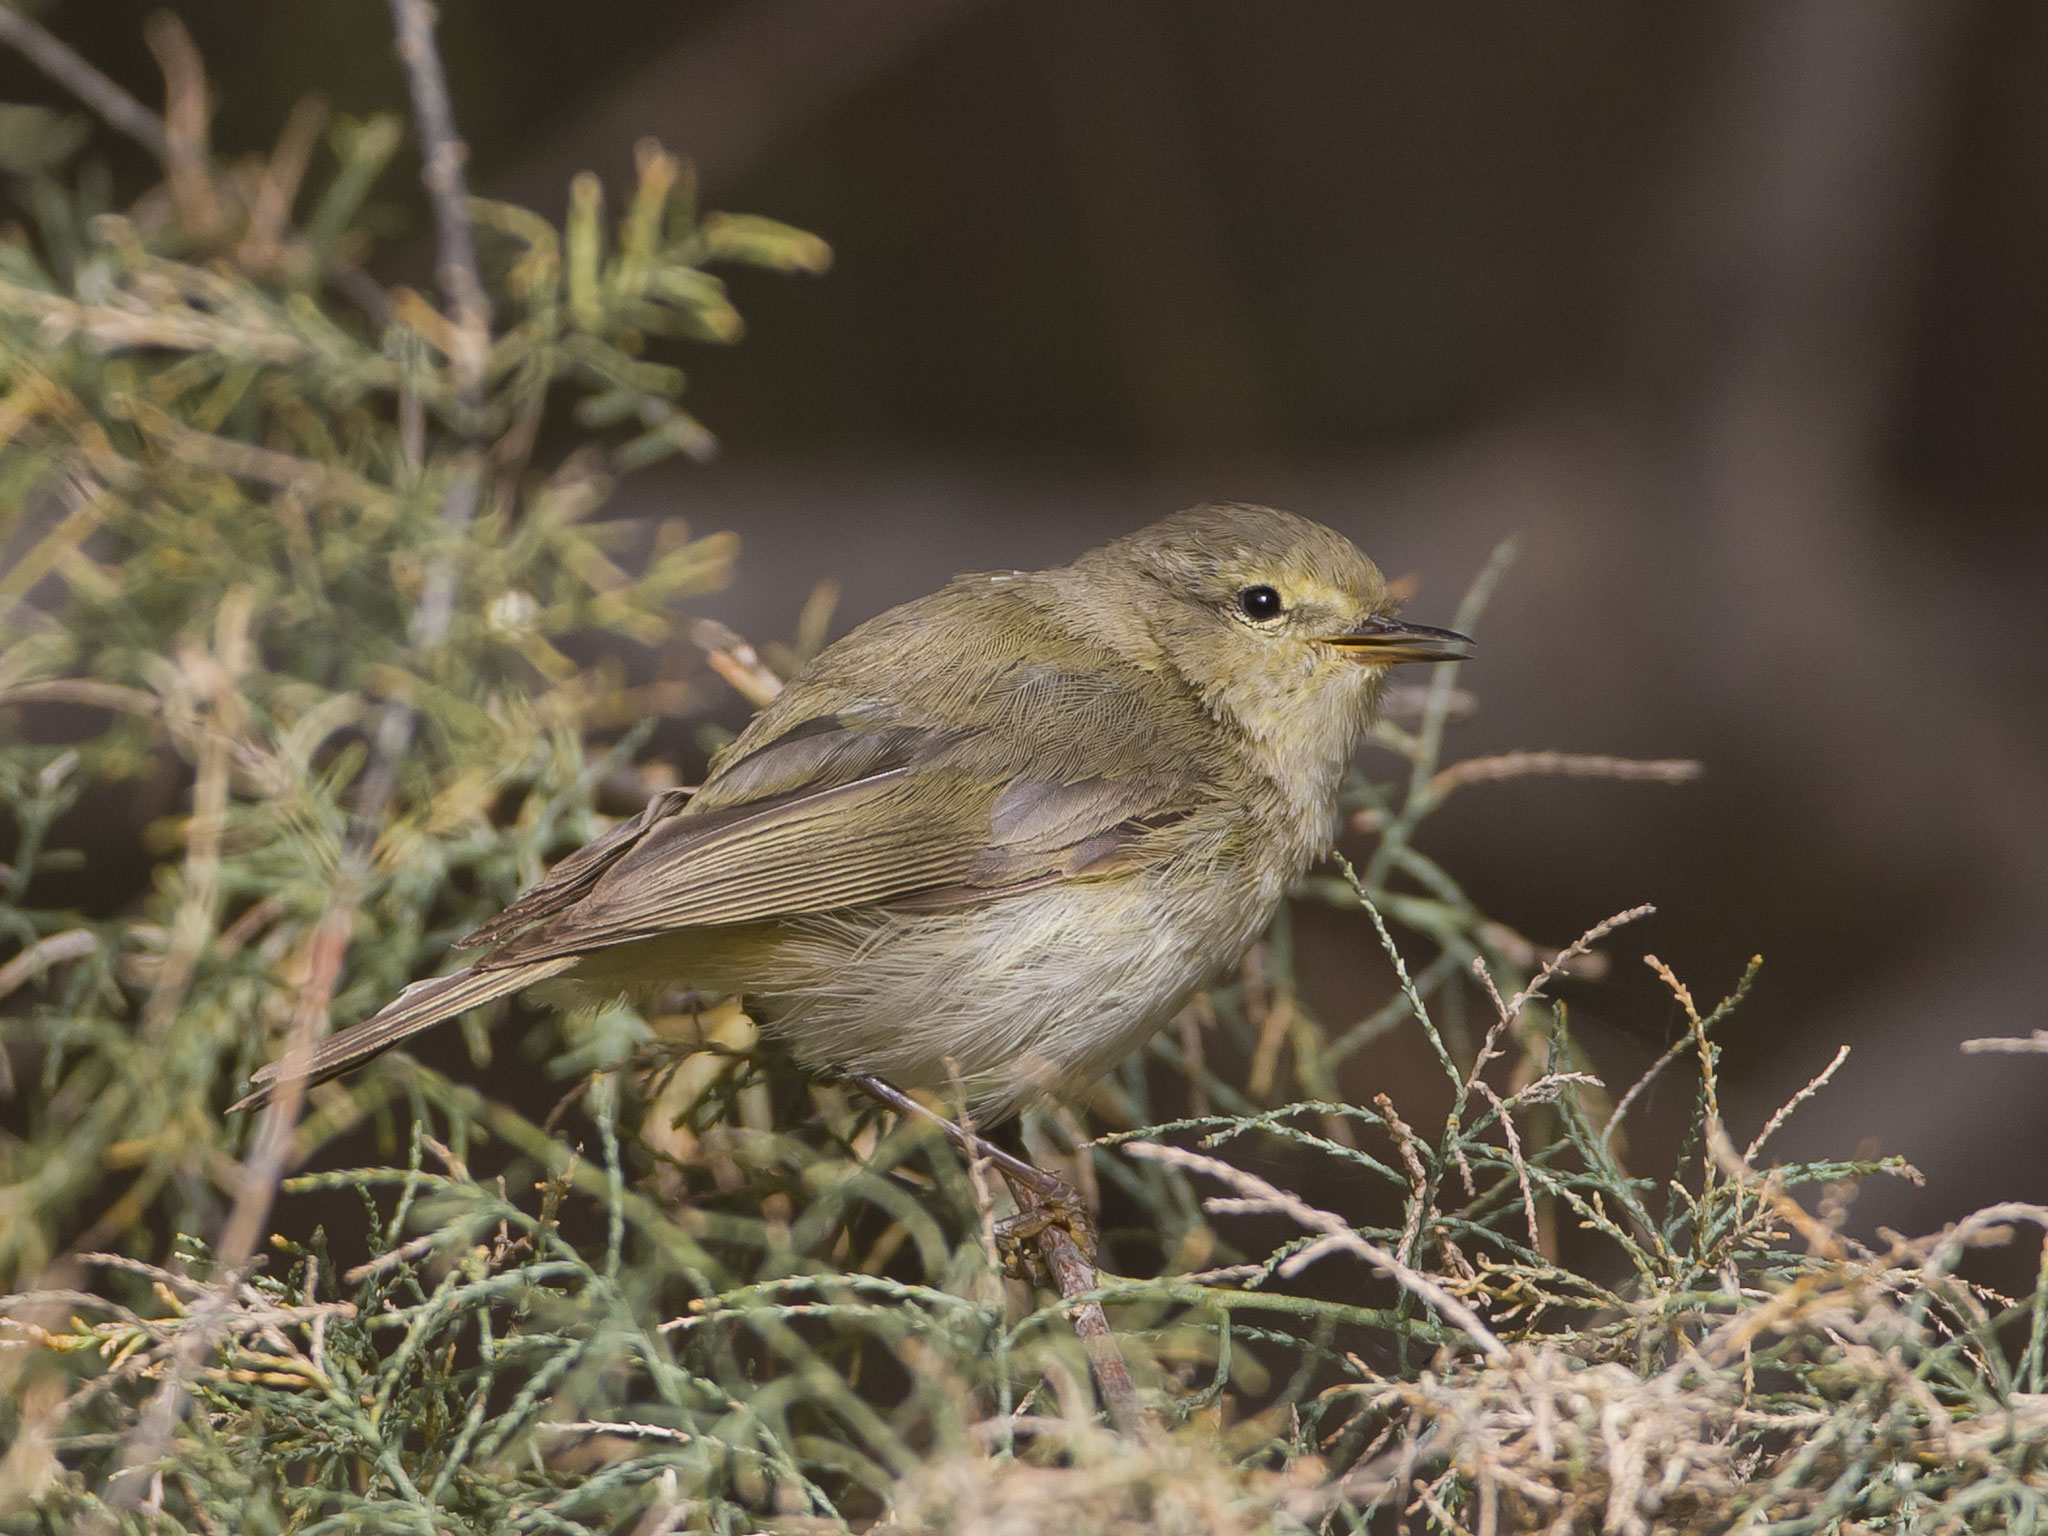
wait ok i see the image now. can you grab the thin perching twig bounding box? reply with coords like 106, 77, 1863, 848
847, 1073, 1147, 1435
0, 8, 170, 159
1023, 1204, 1147, 1437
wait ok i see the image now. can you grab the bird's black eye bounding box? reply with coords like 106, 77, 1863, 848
1237, 584, 1284, 622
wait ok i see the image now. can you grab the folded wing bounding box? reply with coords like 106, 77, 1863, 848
236, 605, 1230, 1108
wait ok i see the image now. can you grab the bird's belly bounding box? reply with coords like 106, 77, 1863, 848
582, 871, 1273, 1115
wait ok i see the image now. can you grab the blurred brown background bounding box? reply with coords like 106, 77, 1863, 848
10, 0, 2046, 1240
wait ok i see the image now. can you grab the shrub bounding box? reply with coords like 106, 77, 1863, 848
4, 12, 2045, 1534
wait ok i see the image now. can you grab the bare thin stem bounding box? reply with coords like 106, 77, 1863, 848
386, 0, 489, 400
328, 0, 493, 865
1127, 1141, 1510, 1362
1962, 1030, 2048, 1055
195, 6, 497, 1506
1429, 751, 1702, 804
1744, 1044, 1851, 1164
241, 0, 491, 1134
0, 7, 170, 160
0, 927, 99, 1004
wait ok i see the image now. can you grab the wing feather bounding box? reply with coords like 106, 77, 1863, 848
472, 589, 1233, 962
484, 765, 995, 963
230, 955, 578, 1111
458, 786, 694, 950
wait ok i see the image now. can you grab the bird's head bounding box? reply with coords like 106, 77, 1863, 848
1075, 503, 1472, 768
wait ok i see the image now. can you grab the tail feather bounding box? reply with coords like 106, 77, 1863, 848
230, 956, 578, 1112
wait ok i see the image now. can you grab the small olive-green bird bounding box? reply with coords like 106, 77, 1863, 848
237, 504, 1470, 1116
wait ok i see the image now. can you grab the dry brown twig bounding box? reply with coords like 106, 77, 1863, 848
1373, 1091, 1430, 1266
1429, 750, 1701, 801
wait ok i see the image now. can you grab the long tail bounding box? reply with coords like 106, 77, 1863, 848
230, 956, 578, 1112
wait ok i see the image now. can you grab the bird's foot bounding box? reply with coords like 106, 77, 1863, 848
995, 1177, 1098, 1281
840, 1071, 1100, 1279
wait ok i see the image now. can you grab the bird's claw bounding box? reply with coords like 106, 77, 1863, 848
995, 1183, 1098, 1282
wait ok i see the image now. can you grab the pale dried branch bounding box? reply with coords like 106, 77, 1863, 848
1126, 1142, 1508, 1361
1744, 1043, 1851, 1163
536, 1421, 695, 1444
1429, 750, 1702, 801
0, 928, 100, 1003
691, 617, 785, 706
1962, 1030, 2048, 1055
386, 0, 489, 398
1501, 904, 1655, 1024
142, 13, 220, 235
0, 7, 169, 159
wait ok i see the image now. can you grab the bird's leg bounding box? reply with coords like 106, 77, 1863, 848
842, 1072, 1097, 1268
841, 1072, 1142, 1432
982, 1119, 1102, 1282
990, 1191, 1100, 1283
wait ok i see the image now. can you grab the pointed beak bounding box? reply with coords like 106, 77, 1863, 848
1322, 615, 1475, 664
